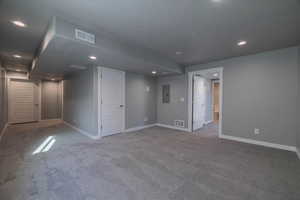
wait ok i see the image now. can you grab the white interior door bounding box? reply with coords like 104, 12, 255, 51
9, 79, 39, 124
100, 67, 125, 137
193, 75, 206, 131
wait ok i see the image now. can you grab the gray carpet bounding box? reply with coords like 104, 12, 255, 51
193, 122, 219, 138
0, 121, 299, 200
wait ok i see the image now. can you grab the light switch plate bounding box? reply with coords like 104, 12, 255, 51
146, 86, 150, 92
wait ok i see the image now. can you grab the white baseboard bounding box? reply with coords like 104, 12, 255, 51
204, 120, 213, 125
63, 121, 101, 140
0, 123, 9, 142
155, 123, 190, 132
39, 119, 62, 122
124, 124, 156, 133
220, 134, 297, 152
296, 148, 300, 160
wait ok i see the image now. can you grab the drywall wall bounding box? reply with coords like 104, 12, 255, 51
125, 73, 157, 129
63, 67, 99, 137
187, 47, 298, 146
205, 78, 213, 123
6, 71, 28, 79
0, 64, 7, 134
41, 81, 62, 120
157, 74, 188, 128
297, 47, 300, 151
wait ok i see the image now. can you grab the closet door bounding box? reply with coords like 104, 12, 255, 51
193, 76, 206, 131
9, 79, 39, 123
100, 67, 125, 137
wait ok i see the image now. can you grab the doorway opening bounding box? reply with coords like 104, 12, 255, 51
188, 67, 223, 137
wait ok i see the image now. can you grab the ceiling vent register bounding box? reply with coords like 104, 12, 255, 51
75, 29, 95, 44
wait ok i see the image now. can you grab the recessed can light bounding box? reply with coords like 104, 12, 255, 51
176, 51, 183, 55
213, 73, 218, 77
152, 71, 157, 74
13, 54, 22, 58
15, 69, 22, 72
12, 20, 27, 27
89, 56, 97, 60
237, 40, 247, 46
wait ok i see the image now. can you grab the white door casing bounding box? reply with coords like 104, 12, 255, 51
193, 75, 206, 131
99, 67, 125, 137
8, 79, 40, 123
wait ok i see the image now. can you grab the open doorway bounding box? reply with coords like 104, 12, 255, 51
188, 67, 223, 137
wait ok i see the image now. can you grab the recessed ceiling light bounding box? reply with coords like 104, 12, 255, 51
212, 0, 222, 2
89, 56, 97, 60
51, 78, 55, 81
152, 71, 157, 75
15, 69, 22, 72
13, 54, 22, 58
176, 51, 183, 55
237, 40, 247, 46
12, 20, 27, 27
213, 73, 218, 77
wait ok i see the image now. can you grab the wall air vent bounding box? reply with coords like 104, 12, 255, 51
75, 29, 95, 44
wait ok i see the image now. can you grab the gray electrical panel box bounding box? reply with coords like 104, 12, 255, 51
162, 84, 170, 103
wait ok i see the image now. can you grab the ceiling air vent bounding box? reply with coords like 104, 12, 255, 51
75, 29, 95, 44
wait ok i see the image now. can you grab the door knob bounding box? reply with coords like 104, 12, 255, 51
120, 105, 124, 108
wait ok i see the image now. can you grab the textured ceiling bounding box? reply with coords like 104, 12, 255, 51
0, 0, 300, 72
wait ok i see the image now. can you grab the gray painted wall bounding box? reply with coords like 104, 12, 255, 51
187, 47, 298, 146
204, 78, 213, 123
63, 67, 99, 137
297, 47, 300, 151
0, 64, 7, 133
125, 73, 157, 129
41, 81, 62, 120
157, 75, 188, 128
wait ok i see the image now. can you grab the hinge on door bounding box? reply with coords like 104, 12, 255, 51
101, 99, 103, 104
101, 125, 103, 130
100, 73, 102, 79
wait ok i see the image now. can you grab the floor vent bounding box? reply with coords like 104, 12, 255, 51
174, 120, 185, 128
75, 29, 95, 44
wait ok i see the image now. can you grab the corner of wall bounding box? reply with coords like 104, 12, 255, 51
297, 47, 300, 152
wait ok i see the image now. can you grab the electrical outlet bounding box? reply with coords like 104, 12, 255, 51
254, 128, 260, 135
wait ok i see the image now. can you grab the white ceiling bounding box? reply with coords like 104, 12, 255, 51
0, 0, 300, 73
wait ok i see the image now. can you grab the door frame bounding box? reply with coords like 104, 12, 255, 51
188, 67, 223, 137
97, 66, 126, 138
7, 78, 42, 124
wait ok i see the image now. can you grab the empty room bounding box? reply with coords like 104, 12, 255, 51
0, 0, 300, 199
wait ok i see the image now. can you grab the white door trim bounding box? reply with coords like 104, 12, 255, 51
97, 67, 102, 138
39, 80, 42, 121
61, 81, 64, 120
188, 67, 224, 138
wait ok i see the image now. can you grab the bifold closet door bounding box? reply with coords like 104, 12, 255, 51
100, 67, 125, 137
